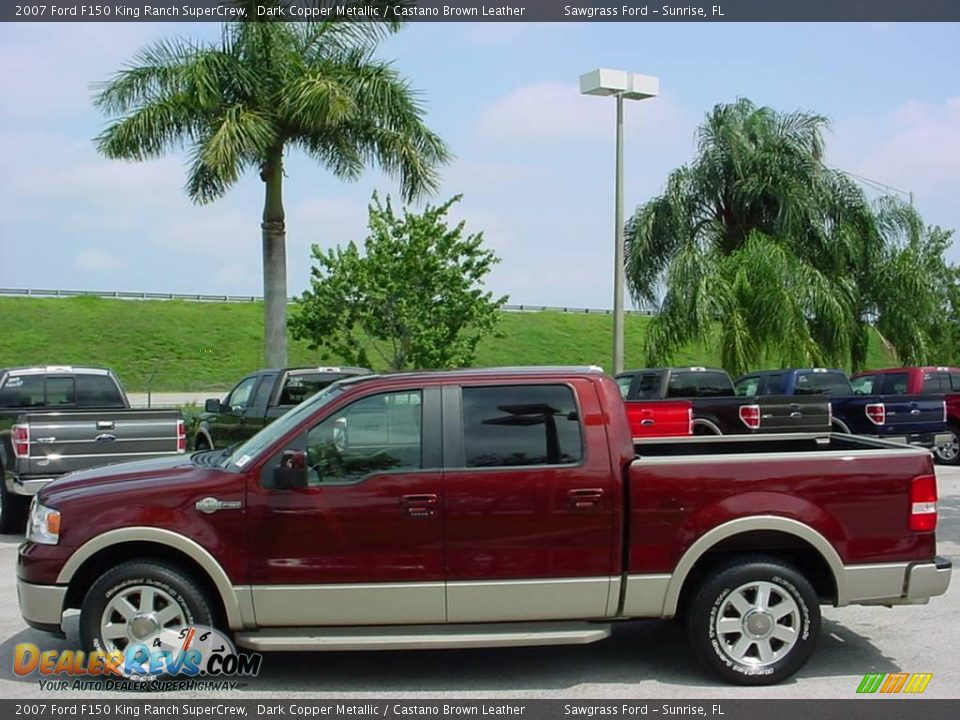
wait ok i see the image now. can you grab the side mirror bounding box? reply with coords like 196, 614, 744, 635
205, 398, 222, 413
274, 449, 309, 489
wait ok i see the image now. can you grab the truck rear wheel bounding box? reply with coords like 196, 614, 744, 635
80, 561, 214, 656
687, 555, 820, 685
933, 423, 960, 465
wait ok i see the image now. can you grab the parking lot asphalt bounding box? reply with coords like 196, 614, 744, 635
0, 467, 957, 701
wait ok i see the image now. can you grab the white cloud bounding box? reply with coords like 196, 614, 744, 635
476, 81, 688, 144
829, 97, 960, 198
75, 248, 124, 273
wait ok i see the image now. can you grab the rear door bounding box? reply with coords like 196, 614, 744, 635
443, 379, 617, 622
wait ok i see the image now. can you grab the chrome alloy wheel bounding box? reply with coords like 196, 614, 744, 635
714, 580, 801, 667
99, 585, 188, 653
935, 432, 959, 462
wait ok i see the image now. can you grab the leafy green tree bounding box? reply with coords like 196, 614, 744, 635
291, 194, 508, 370
625, 98, 951, 374
93, 3, 450, 367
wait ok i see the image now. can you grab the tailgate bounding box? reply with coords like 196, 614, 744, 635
626, 400, 692, 438
755, 395, 832, 433
877, 394, 946, 436
19, 410, 182, 476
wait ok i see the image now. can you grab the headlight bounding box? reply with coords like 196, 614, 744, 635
26, 498, 61, 545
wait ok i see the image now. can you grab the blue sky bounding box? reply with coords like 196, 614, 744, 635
1, 21, 958, 308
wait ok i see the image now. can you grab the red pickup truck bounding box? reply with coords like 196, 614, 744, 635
18, 367, 951, 685
851, 366, 960, 465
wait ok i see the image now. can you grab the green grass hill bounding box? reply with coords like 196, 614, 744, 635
0, 296, 896, 391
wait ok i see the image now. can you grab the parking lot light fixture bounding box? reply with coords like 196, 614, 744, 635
579, 69, 659, 375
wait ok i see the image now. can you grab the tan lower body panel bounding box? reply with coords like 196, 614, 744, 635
251, 582, 445, 626
446, 577, 613, 622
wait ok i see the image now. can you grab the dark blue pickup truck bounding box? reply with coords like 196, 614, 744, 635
734, 368, 950, 449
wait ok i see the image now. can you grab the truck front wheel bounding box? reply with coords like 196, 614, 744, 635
687, 556, 820, 685
0, 479, 27, 534
80, 561, 214, 656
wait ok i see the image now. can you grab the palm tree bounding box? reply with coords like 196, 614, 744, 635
625, 98, 937, 375
93, 4, 450, 367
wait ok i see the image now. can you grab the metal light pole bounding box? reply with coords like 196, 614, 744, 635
580, 69, 659, 375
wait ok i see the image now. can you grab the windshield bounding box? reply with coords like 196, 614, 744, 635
218, 384, 345, 470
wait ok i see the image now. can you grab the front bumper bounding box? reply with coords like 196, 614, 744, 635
17, 578, 67, 636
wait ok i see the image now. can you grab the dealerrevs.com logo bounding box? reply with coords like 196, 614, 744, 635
15, 625, 262, 691
856, 672, 933, 694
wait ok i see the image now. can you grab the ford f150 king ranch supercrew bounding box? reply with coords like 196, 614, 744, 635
735, 368, 950, 451
616, 367, 831, 437
193, 366, 370, 450
849, 367, 960, 465
0, 366, 185, 533
17, 367, 951, 685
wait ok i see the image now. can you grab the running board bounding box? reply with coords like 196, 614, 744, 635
234, 622, 611, 652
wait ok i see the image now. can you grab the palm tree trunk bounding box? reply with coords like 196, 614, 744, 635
261, 146, 288, 368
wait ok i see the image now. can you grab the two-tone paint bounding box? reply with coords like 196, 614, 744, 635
18, 368, 951, 649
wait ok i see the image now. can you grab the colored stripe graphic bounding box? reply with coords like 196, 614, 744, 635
857, 674, 885, 693
880, 672, 909, 693
903, 673, 933, 694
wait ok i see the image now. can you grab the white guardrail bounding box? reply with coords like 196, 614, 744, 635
0, 287, 659, 316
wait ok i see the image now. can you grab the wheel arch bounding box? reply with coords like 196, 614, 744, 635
664, 516, 846, 618
692, 418, 723, 435
59, 527, 250, 630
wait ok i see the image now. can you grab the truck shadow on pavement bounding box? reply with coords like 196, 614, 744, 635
0, 615, 902, 694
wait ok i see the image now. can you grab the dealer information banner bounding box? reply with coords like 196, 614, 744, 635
2, 701, 960, 719
3, 0, 960, 23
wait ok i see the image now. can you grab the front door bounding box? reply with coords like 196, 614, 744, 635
246, 386, 445, 626
442, 380, 617, 623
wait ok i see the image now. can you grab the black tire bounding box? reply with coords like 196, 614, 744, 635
687, 555, 820, 686
80, 561, 214, 656
195, 435, 211, 451
933, 423, 960, 466
0, 478, 28, 535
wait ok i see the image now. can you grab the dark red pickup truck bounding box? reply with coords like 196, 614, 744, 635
851, 366, 960, 465
18, 367, 951, 685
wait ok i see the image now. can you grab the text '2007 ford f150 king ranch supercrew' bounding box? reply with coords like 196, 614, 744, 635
17, 367, 952, 685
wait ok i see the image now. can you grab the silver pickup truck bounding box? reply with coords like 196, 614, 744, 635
0, 366, 184, 532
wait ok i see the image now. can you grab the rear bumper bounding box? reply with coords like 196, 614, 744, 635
844, 556, 952, 606
17, 578, 67, 636
866, 433, 950, 449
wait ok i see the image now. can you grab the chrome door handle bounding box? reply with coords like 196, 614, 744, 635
568, 488, 604, 509
196, 497, 242, 514
401, 493, 438, 518
640, 419, 655, 427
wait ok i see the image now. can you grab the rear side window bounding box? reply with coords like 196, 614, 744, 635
278, 373, 349, 406
75, 375, 125, 407
921, 373, 949, 393
794, 372, 852, 395
615, 375, 633, 399
0, 375, 45, 407
765, 374, 784, 394
951, 373, 960, 391
462, 385, 583, 467
666, 371, 732, 398
634, 373, 662, 399
879, 372, 909, 395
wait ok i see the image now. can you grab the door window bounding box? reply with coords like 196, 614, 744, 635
736, 377, 759, 397
301, 390, 423, 485
951, 373, 960, 391
615, 375, 633, 399
225, 377, 258, 411
635, 373, 663, 399
879, 372, 909, 395
461, 385, 583, 468
765, 374, 784, 394
921, 373, 949, 393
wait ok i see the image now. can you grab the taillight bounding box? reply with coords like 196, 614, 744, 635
176, 419, 186, 453
739, 404, 761, 430
12, 424, 29, 459
910, 474, 938, 532
688, 407, 694, 436
865, 403, 886, 426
